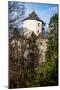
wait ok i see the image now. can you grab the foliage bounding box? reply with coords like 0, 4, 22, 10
44, 13, 58, 85
8, 2, 25, 39
9, 30, 40, 88
28, 13, 58, 87
9, 13, 58, 88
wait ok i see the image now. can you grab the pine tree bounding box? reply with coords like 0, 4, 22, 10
45, 13, 58, 85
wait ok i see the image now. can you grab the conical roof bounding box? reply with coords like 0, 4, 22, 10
23, 11, 45, 25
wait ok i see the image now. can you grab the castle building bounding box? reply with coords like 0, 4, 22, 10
23, 11, 45, 36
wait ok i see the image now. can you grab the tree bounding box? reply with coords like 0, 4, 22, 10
45, 13, 58, 85
9, 28, 26, 88
30, 13, 58, 87
8, 1, 25, 26
8, 1, 25, 39
23, 32, 40, 86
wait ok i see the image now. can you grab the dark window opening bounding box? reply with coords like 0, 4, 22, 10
40, 42, 42, 45
37, 30, 39, 33
38, 23, 40, 27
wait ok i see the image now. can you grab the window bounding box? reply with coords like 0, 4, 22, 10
40, 42, 42, 45
37, 30, 39, 33
38, 23, 40, 27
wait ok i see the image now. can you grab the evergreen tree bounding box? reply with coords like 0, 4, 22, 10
31, 13, 58, 87
45, 13, 58, 85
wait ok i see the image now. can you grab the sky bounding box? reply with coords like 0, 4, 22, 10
9, 2, 58, 31
23, 2, 58, 31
